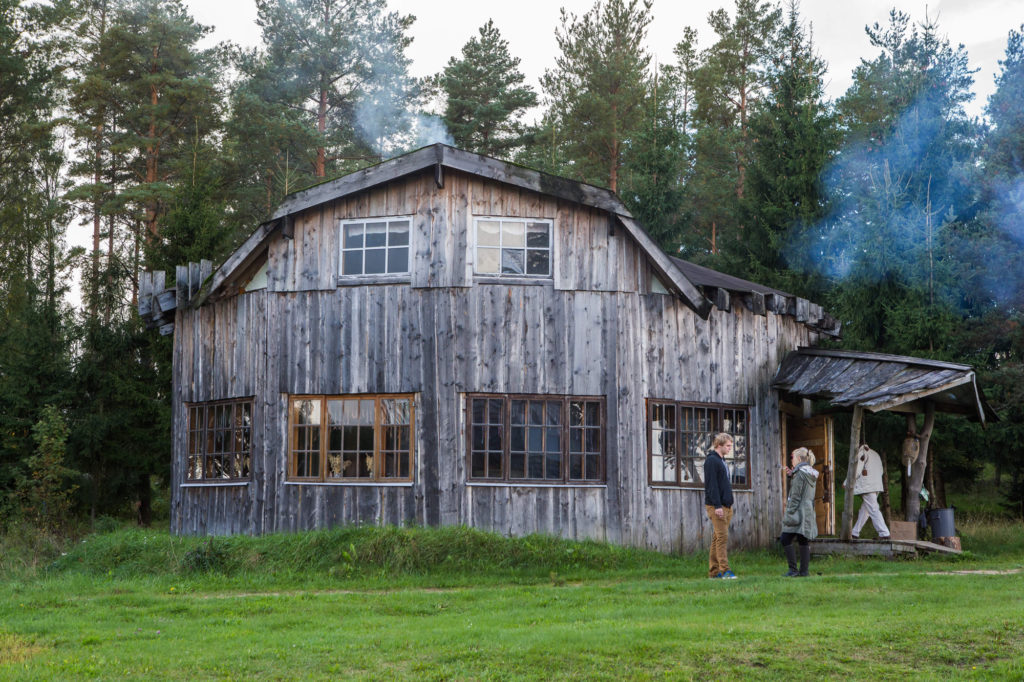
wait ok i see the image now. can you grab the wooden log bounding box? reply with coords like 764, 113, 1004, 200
138, 271, 153, 317
157, 288, 177, 314
176, 265, 189, 307
159, 322, 175, 336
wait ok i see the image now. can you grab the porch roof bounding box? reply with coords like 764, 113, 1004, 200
772, 347, 997, 423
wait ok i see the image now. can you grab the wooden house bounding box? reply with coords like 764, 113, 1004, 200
142, 144, 853, 553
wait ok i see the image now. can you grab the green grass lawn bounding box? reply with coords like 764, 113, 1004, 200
1, 522, 1022, 680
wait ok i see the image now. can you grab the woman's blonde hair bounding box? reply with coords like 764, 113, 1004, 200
792, 447, 816, 467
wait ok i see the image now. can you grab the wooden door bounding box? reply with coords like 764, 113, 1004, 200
782, 413, 835, 536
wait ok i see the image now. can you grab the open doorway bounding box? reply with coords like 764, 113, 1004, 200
781, 408, 835, 536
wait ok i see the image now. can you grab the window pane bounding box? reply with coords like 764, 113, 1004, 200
364, 248, 386, 274
528, 426, 543, 452
586, 402, 600, 426
477, 247, 500, 273
365, 222, 386, 247
342, 250, 362, 275
546, 401, 561, 425
570, 454, 583, 480
477, 220, 500, 246
387, 247, 408, 274
344, 223, 364, 248
570, 428, 583, 454
528, 401, 544, 426
584, 454, 599, 480
388, 220, 410, 246
502, 221, 525, 247
585, 428, 600, 453
472, 425, 485, 451
510, 426, 525, 452
510, 451, 525, 478
528, 453, 543, 478
501, 248, 525, 274
526, 250, 549, 276
511, 400, 526, 425
359, 426, 374, 452
381, 398, 410, 425
570, 402, 584, 427
488, 399, 503, 424
472, 398, 486, 424
294, 399, 320, 427
546, 428, 560, 453
526, 222, 549, 248
472, 451, 486, 478
545, 452, 560, 479
487, 451, 502, 478
488, 425, 502, 451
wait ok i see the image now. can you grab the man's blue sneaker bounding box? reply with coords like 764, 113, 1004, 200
720, 570, 738, 579
709, 572, 722, 579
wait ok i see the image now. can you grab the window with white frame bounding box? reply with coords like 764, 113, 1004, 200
474, 218, 552, 277
340, 218, 410, 276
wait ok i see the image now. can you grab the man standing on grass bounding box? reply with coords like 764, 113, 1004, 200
704, 433, 737, 579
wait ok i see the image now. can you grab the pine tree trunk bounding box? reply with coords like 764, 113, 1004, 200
905, 403, 936, 522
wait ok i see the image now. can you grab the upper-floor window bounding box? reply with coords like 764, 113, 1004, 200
186, 398, 253, 482
474, 218, 552, 277
289, 394, 414, 483
647, 400, 750, 490
341, 218, 410, 276
467, 394, 604, 484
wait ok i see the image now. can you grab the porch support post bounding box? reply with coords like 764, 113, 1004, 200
841, 405, 864, 541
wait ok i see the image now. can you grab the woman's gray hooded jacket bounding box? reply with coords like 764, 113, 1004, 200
782, 463, 819, 539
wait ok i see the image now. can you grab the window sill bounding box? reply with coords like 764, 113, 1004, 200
284, 480, 414, 487
335, 275, 411, 287
467, 481, 607, 489
472, 276, 552, 286
650, 485, 753, 493
180, 481, 250, 488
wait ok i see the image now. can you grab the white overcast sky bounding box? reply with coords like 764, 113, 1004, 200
183, 0, 1021, 120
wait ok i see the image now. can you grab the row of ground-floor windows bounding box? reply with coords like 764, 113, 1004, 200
185, 394, 750, 490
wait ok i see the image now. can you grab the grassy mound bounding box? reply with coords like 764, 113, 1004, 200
41, 524, 687, 584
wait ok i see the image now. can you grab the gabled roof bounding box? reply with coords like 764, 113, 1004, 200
203, 144, 712, 317
772, 347, 997, 423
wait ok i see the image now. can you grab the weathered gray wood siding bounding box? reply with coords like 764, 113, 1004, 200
171, 170, 816, 551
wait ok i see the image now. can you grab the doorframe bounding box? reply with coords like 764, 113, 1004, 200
780, 405, 835, 536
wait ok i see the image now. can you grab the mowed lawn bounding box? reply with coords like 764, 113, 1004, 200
1, 524, 1023, 680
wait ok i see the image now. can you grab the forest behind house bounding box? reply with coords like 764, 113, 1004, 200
2, 0, 1024, 530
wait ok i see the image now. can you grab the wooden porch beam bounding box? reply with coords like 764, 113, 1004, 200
840, 404, 864, 541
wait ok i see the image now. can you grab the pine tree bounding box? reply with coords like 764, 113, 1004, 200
683, 0, 782, 262
252, 0, 416, 177
541, 0, 652, 192
439, 20, 537, 158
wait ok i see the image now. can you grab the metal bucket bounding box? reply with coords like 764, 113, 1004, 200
927, 507, 956, 538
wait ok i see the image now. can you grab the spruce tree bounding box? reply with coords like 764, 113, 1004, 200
439, 20, 537, 158
742, 1, 837, 295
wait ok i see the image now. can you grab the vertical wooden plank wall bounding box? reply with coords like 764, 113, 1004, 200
171, 167, 817, 552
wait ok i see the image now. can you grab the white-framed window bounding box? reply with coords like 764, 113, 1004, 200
474, 217, 552, 277
340, 217, 411, 276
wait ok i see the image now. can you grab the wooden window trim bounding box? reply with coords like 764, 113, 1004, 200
645, 399, 751, 490
185, 397, 254, 483
339, 216, 413, 277
472, 217, 554, 279
466, 393, 606, 485
287, 394, 415, 483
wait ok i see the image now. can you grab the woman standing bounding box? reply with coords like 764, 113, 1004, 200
781, 447, 820, 577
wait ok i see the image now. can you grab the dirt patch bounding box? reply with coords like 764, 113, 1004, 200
0, 632, 44, 665
925, 568, 1023, 576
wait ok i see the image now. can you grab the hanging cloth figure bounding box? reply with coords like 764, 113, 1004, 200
902, 433, 921, 476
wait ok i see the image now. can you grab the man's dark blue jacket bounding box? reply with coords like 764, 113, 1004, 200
704, 450, 734, 508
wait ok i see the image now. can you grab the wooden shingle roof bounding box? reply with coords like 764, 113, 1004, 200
773, 347, 997, 423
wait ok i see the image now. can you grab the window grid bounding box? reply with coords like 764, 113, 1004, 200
340, 217, 411, 276
646, 400, 750, 490
474, 218, 552, 277
289, 394, 415, 483
186, 398, 253, 482
468, 394, 605, 484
